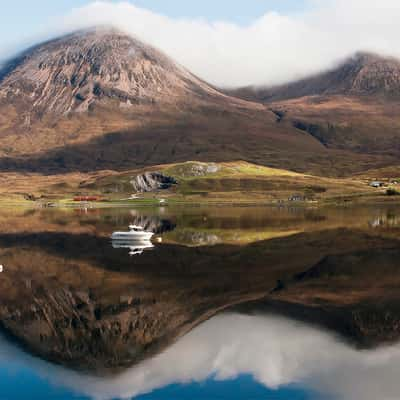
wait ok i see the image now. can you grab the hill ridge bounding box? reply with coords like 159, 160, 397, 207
231, 52, 400, 102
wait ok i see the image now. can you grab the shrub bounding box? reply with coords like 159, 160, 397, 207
386, 188, 400, 196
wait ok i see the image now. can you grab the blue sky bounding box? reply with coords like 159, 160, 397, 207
1, 0, 308, 41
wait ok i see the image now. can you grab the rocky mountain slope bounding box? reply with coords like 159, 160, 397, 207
0, 28, 221, 115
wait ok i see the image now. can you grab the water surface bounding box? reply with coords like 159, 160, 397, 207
1, 204, 400, 399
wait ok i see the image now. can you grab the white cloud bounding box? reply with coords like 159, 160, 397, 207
2, 313, 400, 400
3, 0, 400, 88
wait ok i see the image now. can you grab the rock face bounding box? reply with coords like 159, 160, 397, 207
131, 172, 177, 193
0, 27, 219, 115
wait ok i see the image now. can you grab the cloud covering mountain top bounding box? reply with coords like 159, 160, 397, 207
3, 0, 400, 88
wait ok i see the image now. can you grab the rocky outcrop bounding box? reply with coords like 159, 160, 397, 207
185, 163, 220, 177
130, 172, 177, 193
129, 215, 176, 234
168, 162, 220, 178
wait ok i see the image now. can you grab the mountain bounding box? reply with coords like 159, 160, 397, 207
232, 52, 400, 102
229, 53, 400, 159
1, 27, 345, 175
0, 27, 223, 114
0, 30, 398, 178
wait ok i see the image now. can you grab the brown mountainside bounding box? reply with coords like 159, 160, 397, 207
228, 53, 400, 161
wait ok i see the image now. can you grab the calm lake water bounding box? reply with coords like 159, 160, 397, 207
1, 204, 400, 400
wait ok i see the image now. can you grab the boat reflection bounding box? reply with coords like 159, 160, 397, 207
111, 224, 155, 255
111, 240, 155, 256
111, 224, 154, 242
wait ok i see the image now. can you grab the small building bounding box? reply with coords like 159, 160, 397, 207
288, 194, 305, 202
73, 196, 101, 202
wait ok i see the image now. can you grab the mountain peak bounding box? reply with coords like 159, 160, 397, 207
234, 52, 400, 103
352, 51, 384, 63
0, 28, 215, 115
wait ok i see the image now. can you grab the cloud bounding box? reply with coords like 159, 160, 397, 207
2, 313, 400, 400
3, 0, 400, 88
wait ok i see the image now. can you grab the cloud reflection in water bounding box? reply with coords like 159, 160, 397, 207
2, 313, 400, 400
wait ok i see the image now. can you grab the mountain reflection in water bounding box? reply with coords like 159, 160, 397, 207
1, 205, 400, 399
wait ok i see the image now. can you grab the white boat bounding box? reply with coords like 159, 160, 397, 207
111, 225, 154, 242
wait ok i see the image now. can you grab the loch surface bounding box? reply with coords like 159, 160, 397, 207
1, 204, 400, 399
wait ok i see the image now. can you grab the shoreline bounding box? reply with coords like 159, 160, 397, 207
0, 192, 397, 210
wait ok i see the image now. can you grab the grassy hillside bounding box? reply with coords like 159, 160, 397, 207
79, 160, 380, 205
